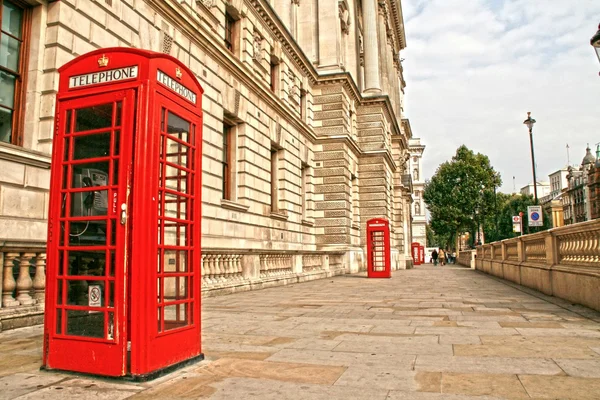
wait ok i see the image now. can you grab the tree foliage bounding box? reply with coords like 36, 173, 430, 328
423, 145, 501, 248
495, 193, 551, 239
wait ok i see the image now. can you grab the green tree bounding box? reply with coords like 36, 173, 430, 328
423, 145, 501, 248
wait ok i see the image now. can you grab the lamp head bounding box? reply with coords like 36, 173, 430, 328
523, 111, 536, 131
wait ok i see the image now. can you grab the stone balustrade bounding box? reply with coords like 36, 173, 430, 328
475, 219, 600, 311
457, 250, 476, 268
200, 249, 345, 296
0, 241, 47, 331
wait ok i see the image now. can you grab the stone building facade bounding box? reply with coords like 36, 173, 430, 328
0, 0, 413, 326
408, 135, 426, 247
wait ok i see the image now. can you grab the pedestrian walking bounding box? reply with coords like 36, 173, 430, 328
451, 250, 457, 264
439, 249, 445, 266
432, 249, 438, 266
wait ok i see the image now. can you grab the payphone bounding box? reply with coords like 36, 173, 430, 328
411, 242, 421, 265
366, 218, 391, 278
43, 48, 203, 379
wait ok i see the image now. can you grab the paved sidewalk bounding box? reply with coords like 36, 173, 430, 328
1, 265, 600, 399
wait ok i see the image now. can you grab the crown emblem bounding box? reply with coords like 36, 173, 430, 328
175, 67, 182, 79
98, 54, 109, 67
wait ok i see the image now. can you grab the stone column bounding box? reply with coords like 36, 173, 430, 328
16, 253, 35, 305
362, 0, 381, 93
377, 3, 389, 94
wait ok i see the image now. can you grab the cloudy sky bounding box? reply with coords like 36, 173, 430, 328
402, 0, 600, 193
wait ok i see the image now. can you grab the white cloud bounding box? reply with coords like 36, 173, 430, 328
403, 0, 600, 192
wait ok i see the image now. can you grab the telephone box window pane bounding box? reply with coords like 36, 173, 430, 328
56, 279, 63, 305
0, 107, 12, 143
72, 163, 110, 188
73, 132, 111, 160
112, 160, 119, 185
167, 111, 190, 143
68, 189, 108, 218
164, 223, 187, 246
115, 102, 122, 127
110, 219, 116, 246
0, 34, 20, 71
66, 110, 72, 133
59, 222, 65, 245
67, 251, 106, 277
164, 193, 187, 220
163, 276, 187, 300
157, 307, 162, 332
1, 1, 23, 38
165, 137, 188, 167
108, 312, 114, 340
164, 165, 187, 192
164, 250, 187, 273
164, 303, 188, 331
66, 279, 104, 306
66, 310, 104, 338
68, 219, 108, 246
75, 104, 113, 132
109, 250, 115, 277
63, 138, 71, 161
113, 130, 120, 156
55, 309, 62, 334
108, 280, 114, 308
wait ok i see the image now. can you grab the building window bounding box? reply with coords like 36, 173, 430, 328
222, 122, 234, 199
0, 0, 30, 145
271, 147, 280, 212
270, 58, 279, 93
301, 162, 308, 220
300, 87, 306, 120
224, 12, 236, 53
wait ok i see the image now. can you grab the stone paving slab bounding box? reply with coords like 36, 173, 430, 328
1, 265, 600, 399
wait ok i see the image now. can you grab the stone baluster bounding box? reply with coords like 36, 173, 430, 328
33, 252, 46, 304
214, 255, 222, 282
201, 254, 208, 287
236, 255, 243, 280
2, 252, 20, 307
206, 255, 215, 285
224, 255, 232, 280
16, 252, 35, 305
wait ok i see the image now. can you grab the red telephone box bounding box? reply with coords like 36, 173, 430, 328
411, 242, 421, 265
366, 218, 391, 278
419, 245, 425, 264
43, 48, 203, 379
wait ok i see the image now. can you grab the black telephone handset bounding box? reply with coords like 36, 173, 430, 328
82, 176, 95, 211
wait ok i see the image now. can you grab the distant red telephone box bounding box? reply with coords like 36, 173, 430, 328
43, 48, 203, 379
366, 218, 391, 278
419, 245, 425, 264
411, 242, 421, 265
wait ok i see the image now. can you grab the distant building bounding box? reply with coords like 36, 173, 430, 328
540, 168, 569, 228
564, 146, 596, 224
409, 137, 426, 247
520, 182, 550, 198
587, 145, 600, 220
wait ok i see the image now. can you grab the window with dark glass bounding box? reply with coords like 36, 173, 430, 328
222, 123, 232, 199
0, 0, 29, 145
270, 59, 279, 93
225, 12, 235, 52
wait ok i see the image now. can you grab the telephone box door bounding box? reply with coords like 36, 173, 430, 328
45, 90, 134, 376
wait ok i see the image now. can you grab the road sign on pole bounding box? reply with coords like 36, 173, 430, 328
528, 205, 543, 227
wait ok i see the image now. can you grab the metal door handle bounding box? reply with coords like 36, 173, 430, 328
120, 203, 127, 225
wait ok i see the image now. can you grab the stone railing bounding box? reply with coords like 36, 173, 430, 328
457, 250, 476, 268
0, 241, 47, 331
201, 249, 346, 296
475, 219, 600, 311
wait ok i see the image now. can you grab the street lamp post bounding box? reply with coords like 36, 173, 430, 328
523, 112, 538, 204
591, 23, 600, 75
